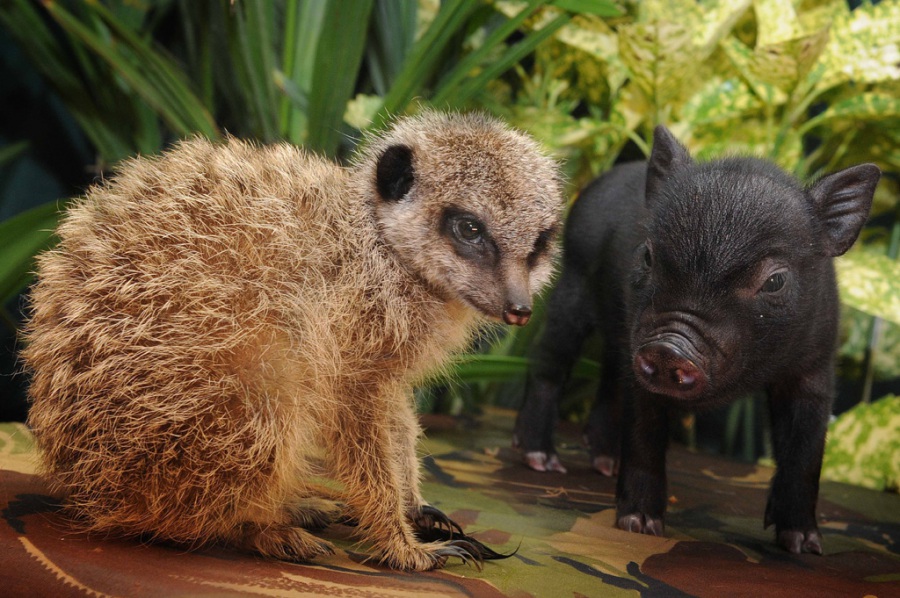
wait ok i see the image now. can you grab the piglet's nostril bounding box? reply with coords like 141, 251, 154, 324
503, 303, 532, 326
672, 367, 697, 388
636, 354, 657, 378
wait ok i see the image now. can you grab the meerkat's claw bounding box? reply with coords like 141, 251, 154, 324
412, 504, 465, 537
439, 539, 484, 571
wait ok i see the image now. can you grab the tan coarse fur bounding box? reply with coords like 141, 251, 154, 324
22, 111, 563, 570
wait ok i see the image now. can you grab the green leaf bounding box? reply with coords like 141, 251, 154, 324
550, 0, 621, 17
836, 248, 900, 326
445, 354, 600, 384
229, 0, 279, 141
305, 0, 374, 155
376, 0, 481, 123
366, 0, 418, 96
43, 0, 218, 139
0, 142, 29, 166
0, 202, 60, 305
439, 11, 573, 109
280, 0, 326, 143
432, 0, 547, 107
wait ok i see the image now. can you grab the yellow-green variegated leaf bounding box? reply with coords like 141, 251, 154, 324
694, 0, 753, 56
637, 0, 752, 57
720, 36, 788, 104
797, 0, 846, 34
553, 16, 629, 92
836, 248, 900, 326
687, 115, 802, 168
754, 0, 803, 45
739, 29, 830, 93
679, 76, 762, 125
344, 94, 382, 130
816, 0, 900, 92
618, 20, 700, 109
801, 93, 900, 134
822, 394, 900, 492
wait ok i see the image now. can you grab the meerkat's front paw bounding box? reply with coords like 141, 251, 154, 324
409, 504, 464, 536
238, 523, 335, 562
378, 539, 483, 571
288, 497, 347, 531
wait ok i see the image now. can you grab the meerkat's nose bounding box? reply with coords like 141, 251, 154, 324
503, 303, 532, 326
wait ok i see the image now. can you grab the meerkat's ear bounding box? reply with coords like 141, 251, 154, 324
376, 144, 415, 201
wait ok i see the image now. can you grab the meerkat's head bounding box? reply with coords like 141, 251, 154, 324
355, 111, 564, 326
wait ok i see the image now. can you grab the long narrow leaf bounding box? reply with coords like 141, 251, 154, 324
367, 0, 418, 96
280, 0, 326, 142
376, 0, 481, 123
306, 0, 374, 155
446, 354, 600, 384
231, 0, 279, 140
43, 1, 217, 139
0, 202, 61, 305
431, 0, 545, 107
448, 12, 572, 109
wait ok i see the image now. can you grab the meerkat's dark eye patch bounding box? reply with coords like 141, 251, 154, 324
527, 227, 557, 268
376, 144, 415, 201
442, 208, 497, 264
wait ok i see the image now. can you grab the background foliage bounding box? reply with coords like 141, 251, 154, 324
0, 0, 897, 472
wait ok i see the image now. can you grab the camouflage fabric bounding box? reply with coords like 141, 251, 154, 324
2, 408, 899, 597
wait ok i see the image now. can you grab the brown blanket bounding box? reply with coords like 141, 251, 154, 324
2, 409, 898, 597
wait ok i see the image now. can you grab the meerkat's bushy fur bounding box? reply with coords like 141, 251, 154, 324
23, 112, 563, 570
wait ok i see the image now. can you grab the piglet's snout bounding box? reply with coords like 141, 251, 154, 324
634, 340, 707, 399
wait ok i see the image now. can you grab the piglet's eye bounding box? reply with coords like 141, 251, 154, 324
642, 243, 653, 268
760, 271, 786, 293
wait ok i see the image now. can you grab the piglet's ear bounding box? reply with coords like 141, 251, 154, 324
376, 144, 415, 201
808, 163, 880, 257
646, 126, 692, 206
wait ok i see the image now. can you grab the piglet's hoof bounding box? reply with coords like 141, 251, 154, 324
592, 455, 618, 477
523, 450, 567, 473
777, 528, 823, 555
617, 513, 664, 536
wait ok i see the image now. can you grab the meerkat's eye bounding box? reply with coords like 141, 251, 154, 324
453, 217, 484, 243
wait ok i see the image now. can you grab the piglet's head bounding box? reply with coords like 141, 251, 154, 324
630, 126, 880, 408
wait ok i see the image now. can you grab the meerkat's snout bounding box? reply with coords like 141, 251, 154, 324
502, 263, 533, 326
503, 303, 532, 326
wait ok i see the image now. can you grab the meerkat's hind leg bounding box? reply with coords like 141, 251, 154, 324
231, 522, 335, 563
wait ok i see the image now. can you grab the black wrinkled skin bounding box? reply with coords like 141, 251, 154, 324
515, 126, 880, 555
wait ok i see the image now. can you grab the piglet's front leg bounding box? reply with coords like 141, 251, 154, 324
764, 373, 831, 555
615, 394, 670, 536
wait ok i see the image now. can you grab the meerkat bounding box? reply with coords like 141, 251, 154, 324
22, 111, 563, 571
